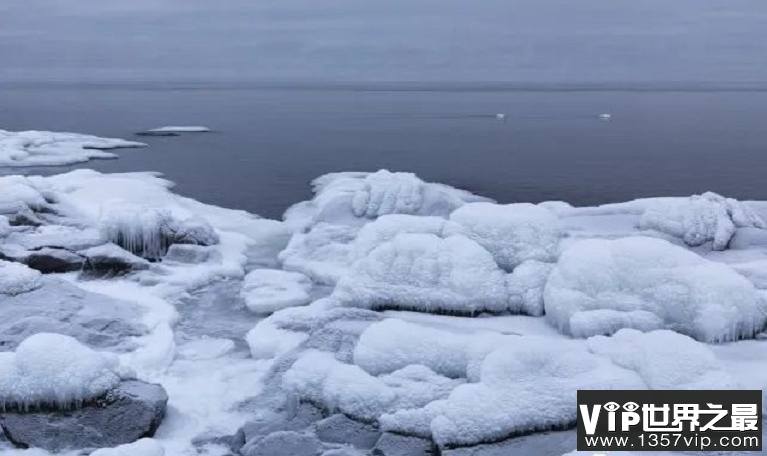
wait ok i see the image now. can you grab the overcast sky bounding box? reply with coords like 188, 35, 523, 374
1, 0, 766, 83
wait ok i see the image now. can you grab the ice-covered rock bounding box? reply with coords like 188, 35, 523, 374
0, 380, 167, 452
450, 202, 562, 270
0, 260, 42, 295
333, 234, 510, 315
0, 129, 145, 167
279, 223, 359, 284
79, 243, 151, 276
586, 329, 739, 390
639, 192, 767, 250
0, 333, 133, 411
544, 237, 767, 342
163, 244, 211, 263
241, 269, 313, 314
349, 214, 462, 261
23, 247, 85, 273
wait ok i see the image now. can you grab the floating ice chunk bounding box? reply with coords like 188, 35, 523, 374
639, 192, 766, 250
544, 237, 767, 342
349, 214, 463, 261
279, 223, 358, 284
495, 113, 506, 120
430, 338, 644, 447
334, 234, 510, 315
0, 260, 42, 296
0, 333, 133, 411
354, 319, 508, 379
450, 202, 562, 270
0, 129, 145, 167
598, 113, 612, 121
240, 269, 312, 314
587, 329, 739, 390
90, 439, 165, 456
506, 260, 553, 316
148, 126, 210, 133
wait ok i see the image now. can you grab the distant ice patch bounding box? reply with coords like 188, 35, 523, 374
148, 126, 210, 133
0, 129, 145, 167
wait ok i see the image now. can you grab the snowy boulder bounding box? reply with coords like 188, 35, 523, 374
0, 260, 42, 295
349, 214, 463, 261
333, 234, 511, 315
430, 339, 644, 447
450, 202, 563, 270
23, 247, 85, 273
639, 192, 767, 250
0, 379, 167, 452
0, 129, 145, 167
544, 237, 767, 342
586, 329, 739, 390
240, 269, 313, 314
279, 223, 359, 285
79, 243, 151, 276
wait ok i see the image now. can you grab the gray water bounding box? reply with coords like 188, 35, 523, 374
2, 82, 767, 219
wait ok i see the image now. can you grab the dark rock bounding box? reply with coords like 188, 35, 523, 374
440, 430, 576, 456
315, 414, 381, 449
169, 217, 220, 247
136, 131, 181, 137
240, 431, 321, 456
0, 380, 168, 452
23, 248, 84, 273
235, 402, 324, 453
79, 243, 150, 276
373, 433, 435, 456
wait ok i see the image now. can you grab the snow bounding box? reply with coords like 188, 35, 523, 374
333, 234, 511, 315
148, 126, 210, 133
240, 269, 312, 314
349, 214, 462, 261
0, 260, 42, 296
639, 192, 767, 250
89, 439, 165, 456
279, 223, 358, 285
506, 260, 552, 316
0, 333, 133, 411
450, 202, 562, 270
0, 129, 145, 167
544, 237, 767, 342
0, 215, 10, 238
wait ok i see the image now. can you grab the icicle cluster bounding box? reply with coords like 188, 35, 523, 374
100, 206, 176, 260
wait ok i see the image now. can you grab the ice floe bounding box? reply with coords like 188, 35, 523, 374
148, 126, 210, 133
240, 269, 313, 314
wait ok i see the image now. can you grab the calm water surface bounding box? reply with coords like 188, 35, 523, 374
1, 82, 766, 219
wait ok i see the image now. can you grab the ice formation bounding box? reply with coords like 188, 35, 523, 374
89, 439, 165, 456
450, 202, 562, 270
0, 129, 145, 167
0, 333, 133, 410
506, 260, 552, 316
240, 269, 313, 314
586, 329, 739, 390
333, 234, 510, 315
0, 215, 11, 238
544, 237, 767, 342
639, 192, 767, 250
279, 223, 358, 284
348, 214, 462, 261
0, 260, 42, 295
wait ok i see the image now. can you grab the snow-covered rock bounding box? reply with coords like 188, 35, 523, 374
240, 269, 313, 314
0, 129, 145, 167
639, 192, 767, 250
23, 247, 85, 273
0, 260, 42, 295
334, 234, 511, 315
544, 237, 767, 342
79, 243, 151, 276
450, 202, 562, 270
0, 333, 133, 410
349, 214, 462, 261
279, 223, 358, 284
506, 260, 552, 316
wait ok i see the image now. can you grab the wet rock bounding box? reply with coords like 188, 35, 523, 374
165, 244, 211, 263
234, 402, 323, 453
315, 414, 381, 449
440, 430, 576, 456
240, 431, 321, 456
23, 247, 84, 273
79, 243, 150, 276
0, 380, 168, 452
373, 433, 435, 456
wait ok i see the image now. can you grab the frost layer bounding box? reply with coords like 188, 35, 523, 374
544, 237, 767, 342
639, 192, 766, 250
0, 260, 42, 296
334, 234, 510, 315
450, 202, 562, 270
240, 269, 312, 314
0, 333, 132, 410
0, 129, 145, 167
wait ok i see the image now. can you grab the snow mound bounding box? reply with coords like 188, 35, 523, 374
349, 214, 462, 261
430, 339, 644, 447
148, 126, 210, 133
639, 192, 767, 250
0, 129, 145, 167
450, 202, 562, 270
0, 333, 133, 411
587, 329, 739, 390
240, 269, 312, 314
506, 260, 553, 316
0, 260, 42, 296
333, 234, 511, 315
0, 215, 11, 238
279, 223, 358, 284
90, 439, 165, 456
544, 237, 767, 342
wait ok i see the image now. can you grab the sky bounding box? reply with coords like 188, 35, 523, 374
1, 0, 767, 83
